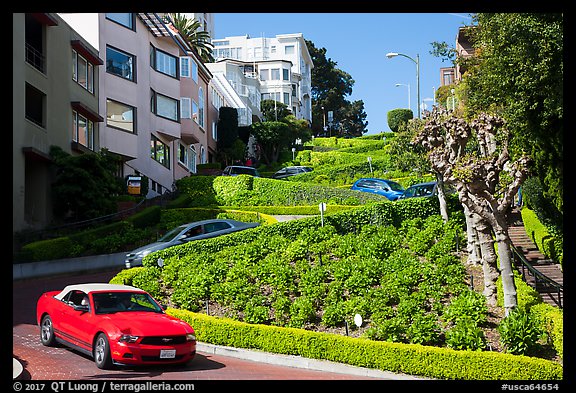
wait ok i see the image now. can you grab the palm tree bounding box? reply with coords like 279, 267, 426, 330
166, 13, 214, 63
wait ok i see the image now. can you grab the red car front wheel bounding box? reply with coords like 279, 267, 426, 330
94, 333, 113, 369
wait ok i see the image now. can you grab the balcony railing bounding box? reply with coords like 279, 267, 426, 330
25, 42, 45, 73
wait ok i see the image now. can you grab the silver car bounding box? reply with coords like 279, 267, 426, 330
124, 219, 260, 268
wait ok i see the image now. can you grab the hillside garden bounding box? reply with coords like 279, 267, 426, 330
103, 136, 562, 380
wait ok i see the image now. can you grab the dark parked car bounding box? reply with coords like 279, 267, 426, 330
350, 178, 405, 201
125, 219, 260, 268
397, 181, 455, 200
272, 166, 313, 180
222, 165, 260, 177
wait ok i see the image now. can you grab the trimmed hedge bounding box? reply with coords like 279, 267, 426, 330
176, 175, 388, 207
167, 309, 562, 380
21, 237, 79, 261
521, 207, 563, 265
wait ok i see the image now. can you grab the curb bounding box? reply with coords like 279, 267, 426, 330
196, 342, 429, 380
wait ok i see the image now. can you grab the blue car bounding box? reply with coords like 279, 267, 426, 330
350, 178, 405, 201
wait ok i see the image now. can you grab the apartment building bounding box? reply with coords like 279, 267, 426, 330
439, 26, 475, 88
59, 13, 212, 197
13, 13, 104, 232
205, 60, 263, 126
455, 26, 475, 81
178, 44, 215, 170
211, 33, 314, 124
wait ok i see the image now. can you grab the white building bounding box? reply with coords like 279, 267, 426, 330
211, 33, 314, 124
206, 60, 262, 126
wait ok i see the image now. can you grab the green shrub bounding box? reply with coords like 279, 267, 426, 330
21, 237, 82, 261
445, 317, 486, 351
109, 267, 146, 285
521, 206, 563, 264
498, 307, 544, 356
168, 309, 563, 380
444, 289, 488, 326
126, 205, 161, 228
387, 108, 414, 132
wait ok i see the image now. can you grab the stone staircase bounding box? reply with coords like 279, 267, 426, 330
507, 208, 563, 308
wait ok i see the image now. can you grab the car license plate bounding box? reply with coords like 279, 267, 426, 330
160, 349, 176, 359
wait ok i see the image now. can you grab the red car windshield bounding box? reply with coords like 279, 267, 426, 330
92, 292, 163, 314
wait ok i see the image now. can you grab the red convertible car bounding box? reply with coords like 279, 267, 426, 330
36, 283, 196, 369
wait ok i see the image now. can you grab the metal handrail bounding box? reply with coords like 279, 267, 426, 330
511, 244, 563, 308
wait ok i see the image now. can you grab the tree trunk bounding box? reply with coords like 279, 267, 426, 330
494, 214, 517, 315
463, 204, 481, 266
475, 215, 499, 306
436, 173, 449, 223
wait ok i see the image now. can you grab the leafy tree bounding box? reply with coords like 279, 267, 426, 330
167, 13, 214, 63
250, 121, 292, 165
415, 108, 530, 312
464, 13, 563, 227
50, 146, 123, 222
306, 39, 367, 136
260, 99, 291, 122
340, 100, 368, 137
217, 107, 244, 166
282, 115, 313, 145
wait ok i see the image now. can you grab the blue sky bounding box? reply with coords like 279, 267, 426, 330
213, 13, 475, 134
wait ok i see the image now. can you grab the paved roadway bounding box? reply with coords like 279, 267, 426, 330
13, 268, 423, 382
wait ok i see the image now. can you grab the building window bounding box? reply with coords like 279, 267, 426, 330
192, 100, 199, 123
212, 121, 217, 141
151, 90, 179, 122
180, 97, 191, 119
259, 69, 269, 81
271, 68, 280, 80
151, 135, 170, 168
191, 59, 198, 83
180, 56, 191, 78
285, 45, 295, 55
105, 13, 135, 30
178, 143, 196, 172
72, 110, 94, 150
72, 49, 94, 93
283, 92, 290, 105
211, 87, 223, 110
106, 99, 135, 133
200, 145, 206, 164
292, 83, 297, 97
25, 83, 45, 127
106, 46, 135, 81
150, 45, 178, 78
442, 69, 455, 86
198, 87, 205, 128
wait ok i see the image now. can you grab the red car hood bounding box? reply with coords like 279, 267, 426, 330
100, 312, 193, 336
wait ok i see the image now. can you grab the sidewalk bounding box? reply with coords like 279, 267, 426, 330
13, 252, 126, 280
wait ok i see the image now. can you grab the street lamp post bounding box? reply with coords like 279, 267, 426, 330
395, 83, 411, 113
387, 52, 420, 119
321, 106, 327, 135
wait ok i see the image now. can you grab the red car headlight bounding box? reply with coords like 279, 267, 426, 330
118, 334, 139, 343
186, 333, 196, 342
